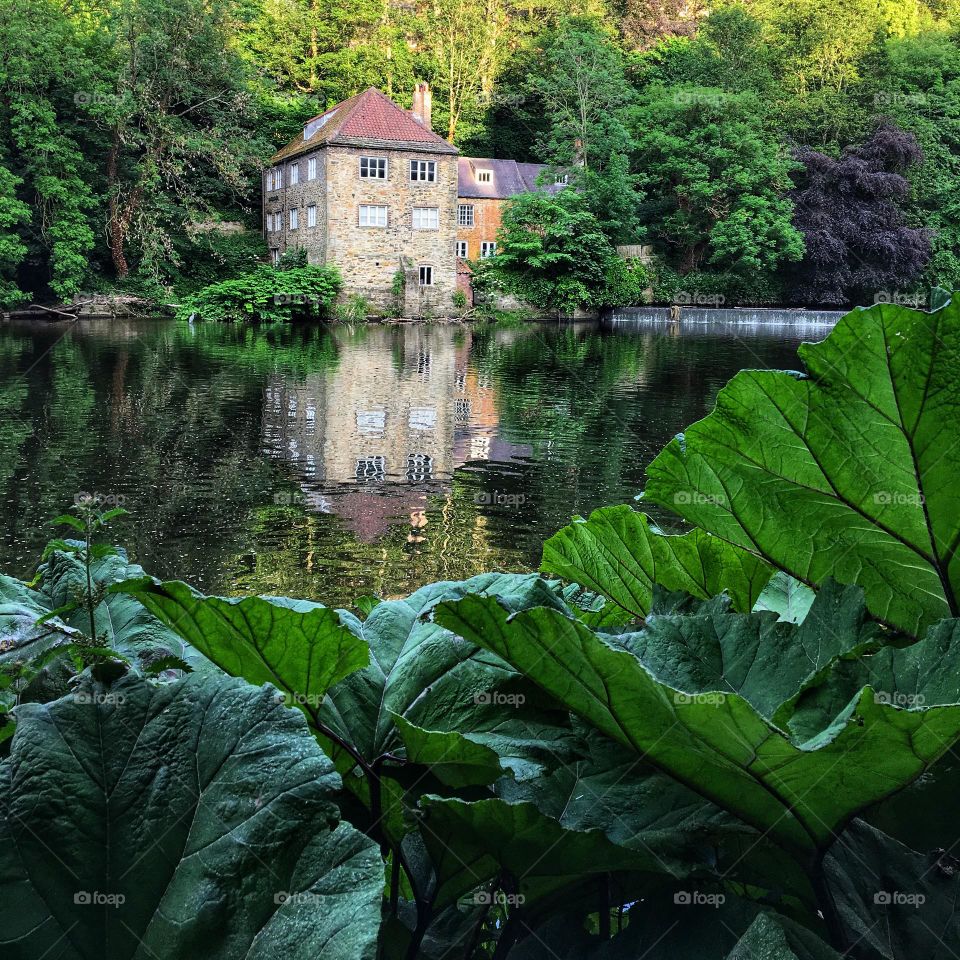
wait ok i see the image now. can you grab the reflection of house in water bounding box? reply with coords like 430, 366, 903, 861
262, 326, 531, 541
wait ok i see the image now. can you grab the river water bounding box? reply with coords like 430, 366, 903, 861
0, 310, 840, 607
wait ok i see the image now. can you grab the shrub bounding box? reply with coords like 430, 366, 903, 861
176, 264, 342, 322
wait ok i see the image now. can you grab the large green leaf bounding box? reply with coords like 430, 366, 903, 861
780, 617, 960, 742
0, 574, 76, 657
436, 595, 960, 858
824, 821, 960, 960
541, 505, 772, 619
727, 913, 841, 960
645, 300, 960, 639
36, 548, 209, 670
121, 578, 369, 706
620, 579, 887, 720
0, 673, 383, 959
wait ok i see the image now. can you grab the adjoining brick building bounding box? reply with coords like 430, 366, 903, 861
263, 85, 558, 317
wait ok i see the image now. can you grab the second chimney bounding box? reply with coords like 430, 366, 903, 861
411, 82, 432, 131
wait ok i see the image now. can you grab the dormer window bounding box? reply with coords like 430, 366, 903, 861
304, 110, 335, 140
476, 170, 492, 184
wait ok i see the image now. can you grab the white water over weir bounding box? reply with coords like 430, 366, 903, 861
606, 306, 845, 338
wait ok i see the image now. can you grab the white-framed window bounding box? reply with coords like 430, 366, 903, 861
266, 213, 273, 232
358, 204, 388, 227
456, 240, 468, 259
307, 157, 317, 180
457, 204, 474, 227
410, 159, 437, 182
360, 156, 388, 179
267, 169, 280, 191
307, 204, 317, 228
481, 241, 496, 258
289, 208, 298, 230
412, 207, 439, 230
289, 162, 299, 185
418, 265, 434, 286
554, 173, 569, 185
476, 170, 492, 184
271, 248, 280, 265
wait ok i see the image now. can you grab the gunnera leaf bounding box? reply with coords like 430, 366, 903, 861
644, 300, 960, 640
0, 672, 383, 960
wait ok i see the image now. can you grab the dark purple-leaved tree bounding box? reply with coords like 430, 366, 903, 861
789, 122, 932, 306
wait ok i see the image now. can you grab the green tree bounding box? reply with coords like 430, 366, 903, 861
630, 85, 804, 295
0, 165, 29, 306
484, 189, 645, 312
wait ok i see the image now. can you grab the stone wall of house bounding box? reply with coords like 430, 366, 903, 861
325, 145, 458, 316
263, 152, 328, 264
455, 197, 502, 261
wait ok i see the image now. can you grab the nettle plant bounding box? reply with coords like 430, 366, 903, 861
1, 299, 959, 959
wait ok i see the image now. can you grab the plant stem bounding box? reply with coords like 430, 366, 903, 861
84, 513, 96, 643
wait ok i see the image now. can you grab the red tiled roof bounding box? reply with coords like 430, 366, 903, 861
271, 88, 456, 163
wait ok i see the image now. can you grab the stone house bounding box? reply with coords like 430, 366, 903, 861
263, 85, 557, 317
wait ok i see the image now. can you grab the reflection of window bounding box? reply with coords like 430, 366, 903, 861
305, 455, 316, 476
409, 406, 437, 431
356, 456, 385, 482
287, 397, 297, 418
455, 398, 471, 424
417, 350, 431, 379
470, 436, 490, 460
455, 369, 466, 393
356, 410, 386, 435
406, 454, 433, 482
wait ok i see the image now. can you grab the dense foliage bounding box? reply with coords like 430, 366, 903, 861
2, 0, 960, 306
2, 298, 960, 956
176, 264, 342, 322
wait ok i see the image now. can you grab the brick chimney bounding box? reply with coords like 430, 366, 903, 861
411, 82, 432, 131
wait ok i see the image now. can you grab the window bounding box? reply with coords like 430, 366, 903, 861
554, 173, 569, 185
406, 454, 433, 483
267, 169, 280, 191
307, 204, 317, 228
271, 249, 280, 265
266, 213, 273, 232
418, 265, 433, 286
358, 204, 388, 228
476, 170, 492, 183
481, 241, 497, 258
455, 240, 468, 259
356, 456, 385, 483
289, 208, 298, 230
289, 163, 299, 185
457, 204, 474, 227
360, 156, 387, 179
410, 159, 437, 182
412, 207, 439, 230
307, 157, 317, 180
